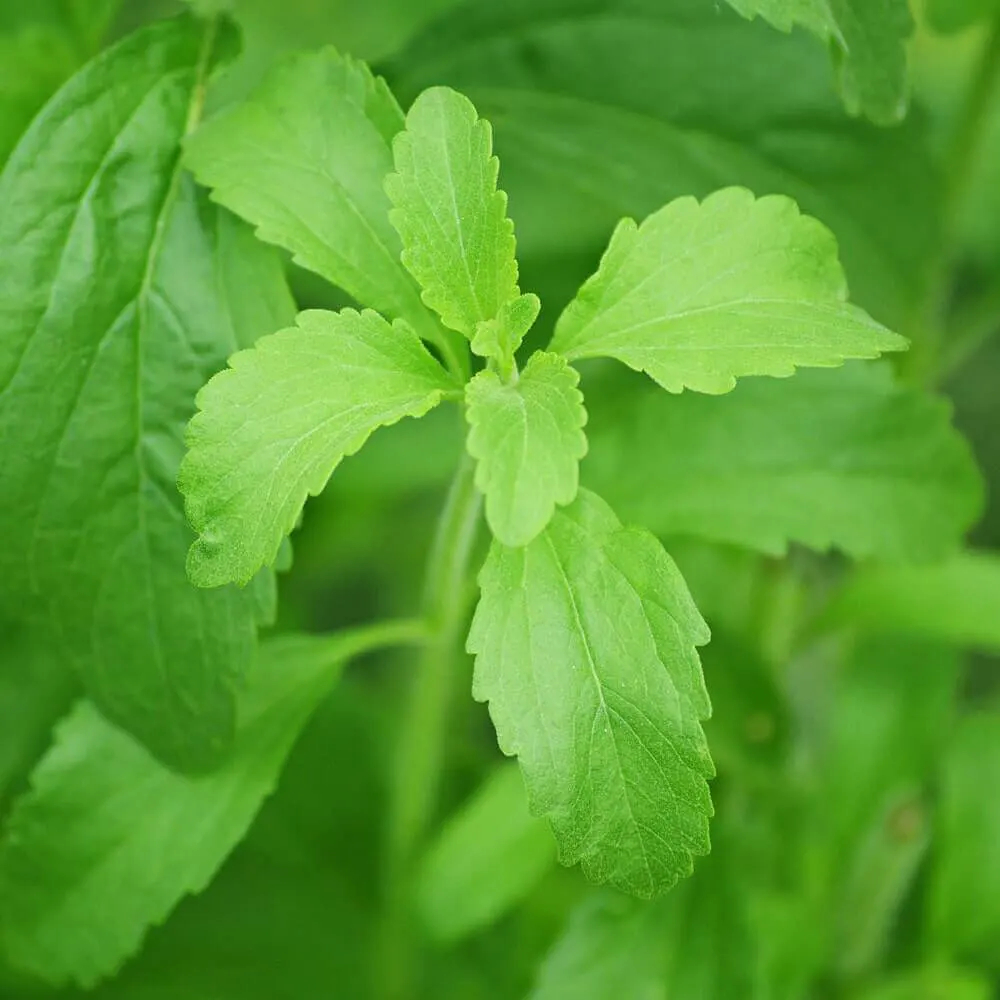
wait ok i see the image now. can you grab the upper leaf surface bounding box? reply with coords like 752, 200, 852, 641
184, 48, 442, 346
386, 86, 520, 345
725, 0, 913, 123
550, 188, 906, 395
0, 16, 292, 772
181, 308, 455, 588
0, 631, 359, 988
468, 488, 714, 898
466, 351, 588, 547
584, 363, 983, 561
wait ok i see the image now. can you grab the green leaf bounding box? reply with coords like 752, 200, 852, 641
184, 48, 445, 351
0, 16, 293, 772
931, 712, 1000, 970
468, 488, 714, 898
386, 86, 521, 348
724, 0, 912, 124
825, 552, 1000, 652
0, 629, 374, 988
550, 188, 905, 394
925, 0, 1000, 32
387, 0, 940, 333
416, 764, 556, 943
583, 363, 983, 561
471, 292, 541, 363
180, 308, 455, 588
466, 351, 588, 547
856, 967, 994, 1000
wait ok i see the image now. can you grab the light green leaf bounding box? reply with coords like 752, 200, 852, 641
584, 363, 983, 561
468, 488, 714, 898
857, 967, 994, 1000
725, 0, 912, 124
416, 763, 556, 943
184, 48, 446, 352
471, 291, 541, 363
386, 86, 520, 347
0, 628, 387, 988
180, 308, 455, 588
825, 552, 1000, 652
0, 16, 292, 772
925, 0, 1000, 31
551, 188, 905, 395
931, 712, 1000, 969
466, 351, 587, 547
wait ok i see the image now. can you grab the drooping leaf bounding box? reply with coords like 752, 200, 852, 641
184, 48, 448, 353
0, 16, 292, 772
931, 712, 1000, 970
465, 351, 587, 546
468, 488, 714, 898
724, 0, 913, 124
584, 363, 983, 561
180, 308, 455, 588
550, 188, 905, 395
0, 627, 407, 988
416, 764, 555, 943
386, 86, 521, 347
826, 552, 1000, 652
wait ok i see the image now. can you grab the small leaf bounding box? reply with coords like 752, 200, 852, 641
386, 86, 520, 346
471, 292, 541, 363
551, 188, 905, 395
584, 363, 983, 562
468, 488, 714, 898
181, 308, 455, 588
0, 631, 367, 988
416, 764, 555, 943
466, 351, 588, 547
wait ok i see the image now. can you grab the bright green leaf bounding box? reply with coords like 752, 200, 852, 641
468, 488, 714, 898
0, 629, 380, 988
857, 967, 994, 1000
0, 16, 291, 772
551, 188, 905, 394
584, 363, 983, 561
416, 764, 556, 943
181, 308, 455, 588
725, 0, 912, 124
386, 86, 520, 346
466, 351, 588, 547
931, 712, 1000, 969
471, 292, 541, 363
825, 552, 1000, 652
184, 48, 446, 351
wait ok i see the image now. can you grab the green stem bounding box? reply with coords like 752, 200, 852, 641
376, 452, 483, 1000
312, 617, 429, 665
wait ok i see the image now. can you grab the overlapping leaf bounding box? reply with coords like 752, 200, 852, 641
469, 489, 714, 897
180, 308, 455, 587
0, 16, 291, 771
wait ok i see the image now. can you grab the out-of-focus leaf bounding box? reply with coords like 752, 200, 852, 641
854, 967, 993, 1000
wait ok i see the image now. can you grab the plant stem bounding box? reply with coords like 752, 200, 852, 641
313, 617, 430, 665
376, 451, 483, 1000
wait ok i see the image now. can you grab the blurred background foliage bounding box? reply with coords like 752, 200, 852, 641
0, 0, 999, 997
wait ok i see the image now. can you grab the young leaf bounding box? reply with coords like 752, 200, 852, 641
584, 363, 983, 562
0, 16, 292, 772
466, 351, 588, 547
724, 0, 912, 124
471, 292, 541, 363
930, 712, 1000, 968
468, 488, 714, 898
184, 49, 444, 350
386, 86, 520, 346
550, 188, 905, 395
0, 629, 379, 988
416, 764, 556, 943
180, 308, 456, 588
825, 552, 1000, 653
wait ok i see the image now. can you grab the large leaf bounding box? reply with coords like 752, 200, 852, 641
386, 86, 520, 341
0, 627, 408, 988
0, 16, 293, 772
465, 351, 587, 546
584, 363, 983, 561
550, 189, 905, 395
468, 488, 714, 898
386, 0, 941, 331
180, 308, 455, 588
724, 0, 913, 124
